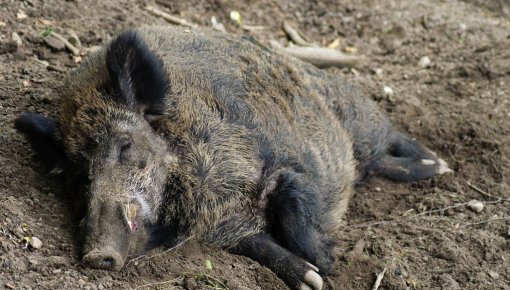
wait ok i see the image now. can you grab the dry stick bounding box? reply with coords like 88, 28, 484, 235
372, 268, 387, 290
282, 22, 316, 47
145, 6, 197, 28
270, 41, 362, 68
283, 46, 363, 68
467, 181, 510, 202
345, 202, 471, 229
134, 277, 183, 290
49, 31, 80, 56
126, 236, 194, 267
462, 216, 510, 227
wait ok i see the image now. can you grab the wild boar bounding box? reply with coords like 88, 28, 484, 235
15, 26, 451, 290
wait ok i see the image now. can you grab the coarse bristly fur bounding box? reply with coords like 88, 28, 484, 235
15, 25, 452, 290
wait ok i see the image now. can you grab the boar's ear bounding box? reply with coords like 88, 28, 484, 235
106, 30, 169, 121
15, 112, 69, 174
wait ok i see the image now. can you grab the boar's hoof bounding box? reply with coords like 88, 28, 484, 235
420, 158, 453, 175
300, 268, 323, 290
82, 247, 124, 270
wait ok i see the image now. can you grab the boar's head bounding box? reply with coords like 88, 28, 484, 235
15, 31, 177, 270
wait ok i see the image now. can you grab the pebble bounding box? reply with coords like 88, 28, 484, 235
383, 86, 394, 96
418, 56, 431, 68
374, 68, 384, 78
29, 237, 42, 249
488, 270, 499, 280
44, 35, 66, 51
52, 269, 62, 274
12, 32, 22, 46
467, 199, 484, 213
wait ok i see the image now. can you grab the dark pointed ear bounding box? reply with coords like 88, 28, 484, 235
106, 30, 169, 120
15, 112, 68, 174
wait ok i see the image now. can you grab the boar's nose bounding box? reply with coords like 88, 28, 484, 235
82, 247, 124, 271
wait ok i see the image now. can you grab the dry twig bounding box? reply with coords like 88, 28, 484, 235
467, 181, 510, 202
49, 31, 80, 56
462, 216, 510, 227
372, 268, 387, 290
270, 41, 362, 68
282, 22, 315, 47
126, 236, 194, 267
134, 276, 183, 290
145, 6, 197, 28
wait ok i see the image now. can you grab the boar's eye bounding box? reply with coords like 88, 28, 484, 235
118, 139, 132, 162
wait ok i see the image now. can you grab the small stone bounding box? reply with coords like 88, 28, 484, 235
418, 56, 431, 68
507, 226, 510, 237
467, 200, 484, 213
374, 68, 383, 78
29, 236, 42, 249
488, 270, 499, 280
44, 35, 66, 51
53, 269, 62, 274
374, 187, 382, 192
454, 212, 466, 220
29, 259, 39, 266
211, 16, 226, 32
17, 11, 28, 20
12, 32, 22, 46
383, 86, 396, 102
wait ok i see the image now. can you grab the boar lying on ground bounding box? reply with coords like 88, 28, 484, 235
15, 26, 451, 290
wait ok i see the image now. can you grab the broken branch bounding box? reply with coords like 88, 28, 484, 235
145, 6, 197, 28
271, 41, 363, 68
372, 268, 387, 290
283, 22, 315, 47
49, 31, 80, 56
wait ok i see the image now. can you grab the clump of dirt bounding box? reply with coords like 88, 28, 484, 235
1, 0, 509, 289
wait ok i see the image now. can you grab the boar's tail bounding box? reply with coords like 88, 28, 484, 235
361, 132, 453, 182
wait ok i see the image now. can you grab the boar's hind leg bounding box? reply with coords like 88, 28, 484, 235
232, 233, 323, 290
372, 132, 452, 181
266, 171, 335, 274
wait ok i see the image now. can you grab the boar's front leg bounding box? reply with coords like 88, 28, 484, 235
265, 171, 335, 274
232, 233, 323, 290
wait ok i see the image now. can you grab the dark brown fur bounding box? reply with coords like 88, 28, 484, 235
15, 25, 451, 290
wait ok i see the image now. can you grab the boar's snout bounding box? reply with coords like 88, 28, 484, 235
81, 198, 135, 271
82, 246, 124, 270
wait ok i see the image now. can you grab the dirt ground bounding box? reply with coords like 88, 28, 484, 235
1, 0, 509, 289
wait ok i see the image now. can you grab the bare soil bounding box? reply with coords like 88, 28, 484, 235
1, 0, 509, 289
